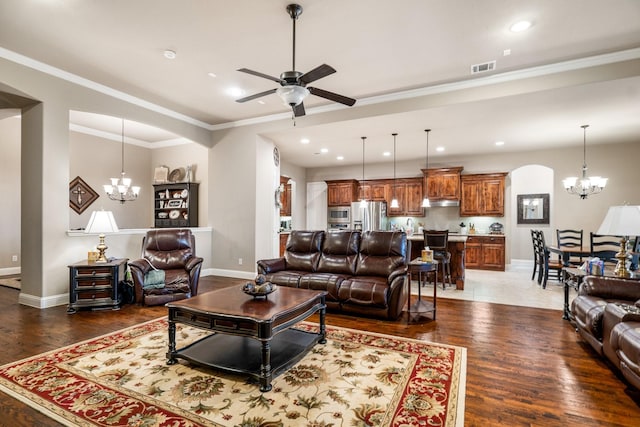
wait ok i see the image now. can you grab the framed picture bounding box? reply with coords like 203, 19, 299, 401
517, 193, 550, 225
69, 176, 99, 214
154, 165, 169, 183
166, 199, 182, 208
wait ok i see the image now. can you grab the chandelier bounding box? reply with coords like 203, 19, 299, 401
562, 125, 607, 199
103, 119, 140, 203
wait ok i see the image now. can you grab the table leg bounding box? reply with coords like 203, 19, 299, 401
260, 340, 273, 392
319, 298, 327, 344
563, 278, 570, 320
166, 320, 177, 365
433, 269, 437, 320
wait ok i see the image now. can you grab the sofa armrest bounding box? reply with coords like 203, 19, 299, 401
257, 258, 286, 274
388, 265, 408, 284
185, 256, 204, 272
579, 276, 640, 301
128, 259, 151, 303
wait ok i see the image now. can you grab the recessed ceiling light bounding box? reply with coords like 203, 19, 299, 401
436, 146, 445, 152
383, 151, 391, 157
510, 20, 532, 32
207, 72, 217, 78
163, 49, 177, 59
320, 148, 329, 154
257, 100, 266, 105
495, 141, 505, 146
300, 138, 310, 144
225, 87, 245, 97
337, 156, 344, 160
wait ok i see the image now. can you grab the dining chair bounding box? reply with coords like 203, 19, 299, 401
590, 232, 622, 271
531, 230, 544, 283
536, 230, 563, 289
423, 229, 451, 289
556, 229, 584, 267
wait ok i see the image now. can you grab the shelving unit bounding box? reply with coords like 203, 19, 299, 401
154, 183, 199, 228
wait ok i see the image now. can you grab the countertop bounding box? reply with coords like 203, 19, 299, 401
407, 234, 468, 242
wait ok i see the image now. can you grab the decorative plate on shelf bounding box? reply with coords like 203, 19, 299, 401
181, 189, 189, 198
169, 210, 180, 219
169, 167, 185, 182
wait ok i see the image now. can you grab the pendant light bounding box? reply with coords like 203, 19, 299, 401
103, 119, 140, 204
422, 129, 431, 208
562, 125, 607, 199
359, 136, 368, 208
390, 133, 399, 208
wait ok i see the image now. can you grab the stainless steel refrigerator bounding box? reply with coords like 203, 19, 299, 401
351, 201, 388, 231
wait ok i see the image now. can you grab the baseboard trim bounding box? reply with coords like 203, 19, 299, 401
204, 268, 256, 280
19, 292, 68, 309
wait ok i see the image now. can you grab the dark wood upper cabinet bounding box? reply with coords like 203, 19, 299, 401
422, 167, 463, 201
460, 173, 507, 217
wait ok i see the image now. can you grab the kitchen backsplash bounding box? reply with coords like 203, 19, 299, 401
387, 206, 503, 234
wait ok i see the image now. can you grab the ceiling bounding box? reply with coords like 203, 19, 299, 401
1, 0, 639, 168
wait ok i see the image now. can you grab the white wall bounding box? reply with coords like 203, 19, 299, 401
0, 114, 20, 273
510, 164, 554, 261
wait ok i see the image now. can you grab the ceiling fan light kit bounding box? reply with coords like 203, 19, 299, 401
236, 3, 356, 117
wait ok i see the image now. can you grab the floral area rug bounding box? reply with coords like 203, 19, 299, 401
0, 318, 466, 426
0, 276, 20, 290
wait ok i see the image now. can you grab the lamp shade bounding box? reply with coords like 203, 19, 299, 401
85, 210, 119, 234
596, 206, 640, 236
276, 85, 309, 107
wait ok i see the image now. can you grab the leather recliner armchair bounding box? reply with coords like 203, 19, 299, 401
128, 229, 203, 306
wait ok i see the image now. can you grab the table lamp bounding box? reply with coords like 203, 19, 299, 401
596, 205, 640, 278
84, 210, 119, 262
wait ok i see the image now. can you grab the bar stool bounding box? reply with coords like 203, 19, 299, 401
423, 230, 451, 289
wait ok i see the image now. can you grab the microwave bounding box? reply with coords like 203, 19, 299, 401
327, 206, 350, 224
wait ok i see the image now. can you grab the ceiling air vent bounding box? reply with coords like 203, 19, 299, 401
470, 60, 496, 74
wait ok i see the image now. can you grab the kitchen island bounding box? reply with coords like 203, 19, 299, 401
408, 234, 467, 290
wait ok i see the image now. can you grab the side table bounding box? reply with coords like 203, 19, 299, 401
67, 258, 128, 313
407, 258, 439, 322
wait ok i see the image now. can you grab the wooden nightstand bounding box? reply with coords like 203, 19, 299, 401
67, 258, 128, 314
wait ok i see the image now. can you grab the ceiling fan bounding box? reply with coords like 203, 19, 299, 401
236, 3, 356, 117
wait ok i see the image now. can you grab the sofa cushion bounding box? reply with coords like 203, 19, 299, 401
338, 276, 389, 308
263, 270, 305, 288
284, 230, 324, 272
299, 272, 347, 302
355, 231, 406, 277
318, 230, 360, 275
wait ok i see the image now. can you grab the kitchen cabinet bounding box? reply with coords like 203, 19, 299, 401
357, 180, 388, 201
326, 179, 359, 206
460, 173, 507, 216
465, 235, 505, 271
422, 166, 463, 201
280, 176, 291, 216
387, 178, 424, 217
154, 183, 199, 227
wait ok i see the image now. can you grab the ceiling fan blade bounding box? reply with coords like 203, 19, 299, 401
293, 102, 306, 117
308, 87, 356, 106
236, 88, 277, 103
299, 64, 336, 85
237, 68, 285, 84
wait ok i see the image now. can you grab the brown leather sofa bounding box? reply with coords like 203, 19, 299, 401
571, 276, 640, 389
257, 230, 409, 320
128, 229, 203, 306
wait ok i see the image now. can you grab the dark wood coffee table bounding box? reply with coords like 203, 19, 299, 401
166, 286, 326, 392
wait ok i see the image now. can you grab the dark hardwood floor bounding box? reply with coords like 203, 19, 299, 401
1, 276, 639, 426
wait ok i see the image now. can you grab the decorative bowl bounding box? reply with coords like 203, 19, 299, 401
242, 281, 277, 298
